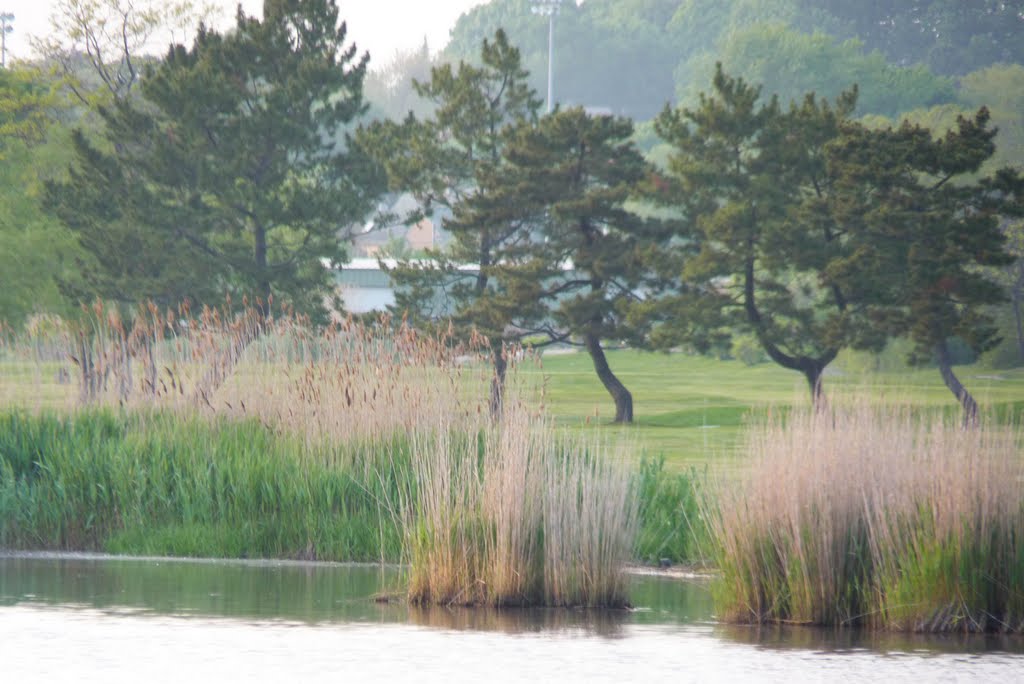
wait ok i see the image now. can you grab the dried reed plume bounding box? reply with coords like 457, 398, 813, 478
709, 401, 1024, 632
6, 301, 530, 443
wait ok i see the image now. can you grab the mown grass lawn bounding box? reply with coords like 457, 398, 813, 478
4, 348, 1023, 474
530, 349, 1024, 471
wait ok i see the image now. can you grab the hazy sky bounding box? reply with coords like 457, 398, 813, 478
1, 0, 488, 68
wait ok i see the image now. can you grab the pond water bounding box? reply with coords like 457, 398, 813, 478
1, 552, 1021, 682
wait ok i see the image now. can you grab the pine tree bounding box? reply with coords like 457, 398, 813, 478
46, 0, 382, 321
495, 108, 663, 423
357, 30, 542, 413
827, 109, 1023, 420
655, 66, 873, 403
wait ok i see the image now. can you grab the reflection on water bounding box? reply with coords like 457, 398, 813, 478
0, 552, 407, 624
0, 552, 715, 636
1, 551, 1023, 683
408, 604, 632, 638
718, 623, 1024, 656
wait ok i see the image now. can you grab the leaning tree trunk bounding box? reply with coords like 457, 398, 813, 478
800, 360, 829, 413
935, 339, 979, 426
583, 332, 633, 423
744, 254, 836, 411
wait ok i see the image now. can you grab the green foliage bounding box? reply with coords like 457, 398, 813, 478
634, 457, 705, 564
653, 66, 874, 398
491, 107, 667, 420
357, 30, 542, 411
677, 22, 955, 118
729, 334, 768, 366
44, 0, 383, 321
655, 64, 1022, 408
826, 109, 1021, 370
0, 139, 77, 328
445, 0, 975, 120
0, 67, 80, 328
794, 0, 1024, 76
0, 66, 57, 148
0, 409, 407, 561
862, 65, 1024, 371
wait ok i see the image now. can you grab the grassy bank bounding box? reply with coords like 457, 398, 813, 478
708, 404, 1024, 633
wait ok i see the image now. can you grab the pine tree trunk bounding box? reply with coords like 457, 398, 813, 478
583, 332, 633, 423
935, 340, 979, 426
801, 361, 828, 412
1013, 292, 1024, 365
254, 221, 271, 316
745, 254, 836, 408
489, 343, 507, 419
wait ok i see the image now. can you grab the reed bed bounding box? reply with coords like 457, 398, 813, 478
403, 405, 638, 608
1, 302, 645, 609
708, 402, 1024, 632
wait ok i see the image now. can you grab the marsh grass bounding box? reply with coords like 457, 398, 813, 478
403, 405, 638, 608
709, 402, 1024, 632
634, 457, 706, 565
0, 409, 410, 560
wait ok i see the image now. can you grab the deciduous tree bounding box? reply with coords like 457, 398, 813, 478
35, 0, 215, 105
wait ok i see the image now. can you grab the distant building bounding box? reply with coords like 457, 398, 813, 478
350, 193, 451, 258
334, 258, 398, 313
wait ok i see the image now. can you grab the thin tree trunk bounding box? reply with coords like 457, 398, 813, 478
254, 222, 272, 316
489, 342, 507, 418
935, 340, 979, 426
583, 332, 633, 423
1013, 292, 1024, 365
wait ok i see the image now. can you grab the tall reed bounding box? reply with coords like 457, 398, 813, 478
708, 402, 1024, 632
403, 404, 638, 608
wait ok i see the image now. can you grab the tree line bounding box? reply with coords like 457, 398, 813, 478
1, 0, 1022, 422
444, 0, 1024, 121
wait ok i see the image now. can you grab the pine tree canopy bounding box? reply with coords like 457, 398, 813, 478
45, 0, 383, 322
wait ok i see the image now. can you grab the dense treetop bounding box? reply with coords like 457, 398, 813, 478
443, 0, 1020, 119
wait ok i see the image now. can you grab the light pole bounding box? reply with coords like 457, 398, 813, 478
0, 13, 13, 69
530, 0, 561, 113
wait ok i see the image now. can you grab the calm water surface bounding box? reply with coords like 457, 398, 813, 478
1, 552, 1021, 682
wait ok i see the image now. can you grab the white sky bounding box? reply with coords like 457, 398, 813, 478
1, 0, 488, 69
